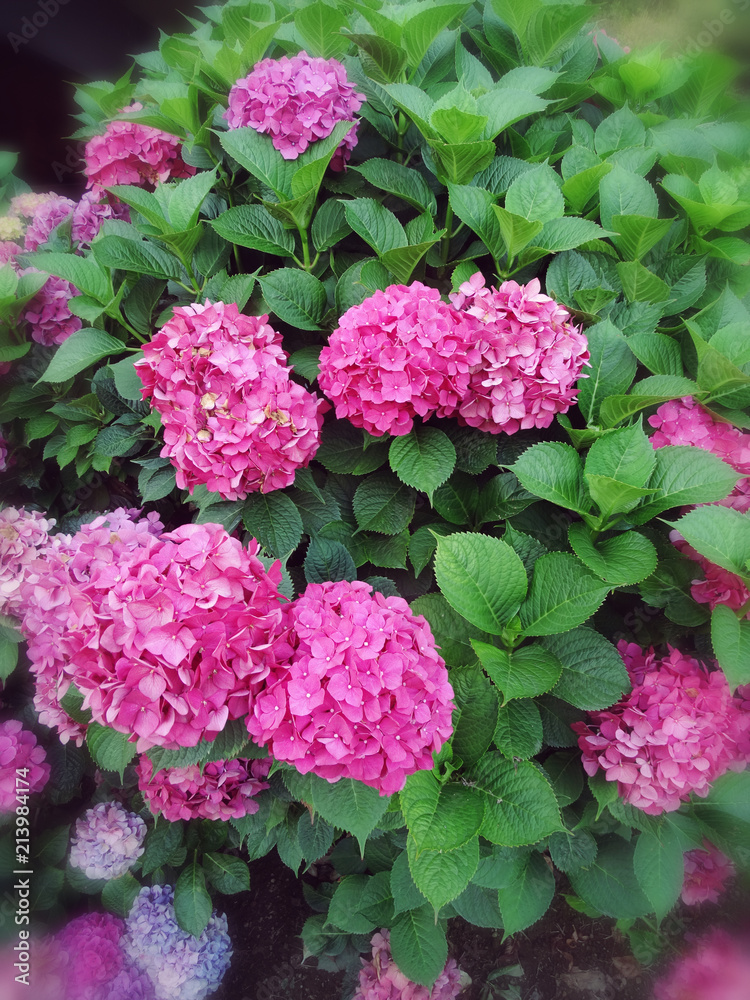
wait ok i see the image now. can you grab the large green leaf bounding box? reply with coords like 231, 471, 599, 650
353, 159, 437, 213
174, 862, 213, 937
242, 492, 303, 558
410, 593, 495, 667
39, 329, 127, 383
296, 0, 351, 59
666, 505, 750, 577
390, 905, 448, 988
542, 627, 630, 710
401, 771, 485, 854
353, 472, 416, 535
568, 525, 658, 586
86, 723, 136, 778
519, 553, 610, 637
470, 753, 562, 846
633, 827, 684, 922
493, 699, 543, 760
258, 268, 327, 330
569, 836, 652, 919
711, 605, 750, 691
497, 851, 555, 937
450, 663, 499, 767
473, 642, 563, 703
577, 320, 636, 426
389, 426, 456, 499
630, 446, 739, 523
407, 835, 479, 912
510, 442, 589, 513
210, 205, 295, 255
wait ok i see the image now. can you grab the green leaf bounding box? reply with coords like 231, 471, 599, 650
519, 554, 610, 637
491, 205, 543, 260
219, 126, 294, 198
510, 442, 589, 513
633, 827, 684, 922
630, 446, 739, 523
295, 772, 390, 854
344, 198, 407, 255
430, 140, 496, 185
626, 332, 682, 377
167, 169, 218, 230
543, 751, 584, 809
448, 184, 505, 260
347, 33, 408, 85
25, 252, 110, 302
407, 835, 479, 912
617, 261, 671, 304
611, 215, 674, 260
174, 862, 212, 937
390, 905, 448, 989
533, 217, 611, 253
402, 1, 470, 68
101, 873, 141, 917
452, 882, 504, 928
145, 719, 257, 775
569, 836, 652, 919
577, 320, 637, 426
497, 851, 555, 937
568, 525, 658, 586
0, 638, 18, 682
505, 165, 564, 223
258, 268, 327, 331
296, 0, 351, 59
542, 627, 630, 711
595, 106, 646, 157
711, 605, 750, 691
380, 239, 442, 284
434, 532, 528, 635
525, 4, 593, 66
470, 753, 562, 846
39, 329, 126, 383
242, 493, 303, 558
549, 829, 597, 872
139, 465, 176, 502
109, 356, 145, 402
431, 105, 488, 145
450, 663, 500, 767
493, 699, 543, 760
667, 505, 750, 578
297, 813, 336, 864
326, 875, 378, 933
316, 421, 389, 476
204, 852, 250, 894
304, 538, 357, 584
353, 472, 416, 535
391, 850, 427, 915
599, 166, 658, 231
401, 771, 485, 854
86, 723, 136, 778
210, 205, 295, 255
389, 426, 456, 499
473, 642, 563, 703
585, 422, 656, 490
410, 593, 494, 667
141, 821, 184, 875
92, 236, 183, 279
311, 199, 352, 253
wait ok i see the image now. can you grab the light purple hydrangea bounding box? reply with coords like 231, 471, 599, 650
124, 885, 232, 1000
91, 964, 156, 1000
69, 802, 148, 880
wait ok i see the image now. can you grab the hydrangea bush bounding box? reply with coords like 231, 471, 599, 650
1, 0, 750, 995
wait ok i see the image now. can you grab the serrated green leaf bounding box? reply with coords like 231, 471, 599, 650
401, 771, 485, 854
353, 472, 415, 535
258, 268, 327, 330
174, 862, 212, 937
407, 834, 479, 912
493, 699, 542, 760
511, 442, 590, 513
390, 905, 448, 988
633, 827, 684, 922
568, 525, 658, 586
389, 426, 456, 499
711, 605, 750, 691
474, 642, 563, 704
39, 329, 127, 383
519, 553, 610, 637
543, 627, 630, 710
497, 851, 554, 937
470, 752, 562, 846
630, 446, 739, 523
86, 723, 136, 778
569, 836, 652, 919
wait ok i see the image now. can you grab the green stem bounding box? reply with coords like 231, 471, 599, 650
440, 204, 454, 266
297, 225, 312, 271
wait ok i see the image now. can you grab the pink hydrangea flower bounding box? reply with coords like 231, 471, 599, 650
10, 192, 59, 219
224, 52, 365, 170
84, 103, 195, 196
681, 840, 735, 906
653, 928, 750, 1000
69, 802, 148, 880
23, 195, 76, 251
0, 506, 55, 619
448, 273, 589, 434
247, 580, 454, 796
20, 509, 164, 746
54, 912, 126, 1000
0, 720, 50, 811
354, 930, 467, 1000
135, 300, 326, 499
573, 642, 750, 815
19, 270, 82, 345
68, 522, 292, 752
72, 191, 130, 246
136, 755, 271, 822
650, 397, 750, 616
318, 282, 483, 436
0, 240, 21, 266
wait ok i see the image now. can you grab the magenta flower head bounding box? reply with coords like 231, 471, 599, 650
69, 802, 148, 880
248, 580, 454, 796
681, 840, 735, 906
136, 756, 271, 822
573, 643, 750, 815
72, 192, 131, 247
448, 273, 589, 434
0, 720, 50, 811
19, 270, 82, 346
124, 885, 231, 1000
224, 51, 365, 170
22, 195, 76, 252
354, 930, 467, 1000
653, 928, 750, 1000
318, 282, 483, 437
135, 300, 327, 498
0, 506, 54, 619
84, 103, 195, 196
54, 911, 126, 1000
70, 522, 292, 752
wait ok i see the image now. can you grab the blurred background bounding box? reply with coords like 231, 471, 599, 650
0, 0, 748, 192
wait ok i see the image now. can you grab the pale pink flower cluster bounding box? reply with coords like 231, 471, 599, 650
84, 103, 195, 195
69, 801, 148, 880
23, 195, 76, 251
136, 755, 271, 822
448, 273, 589, 434
0, 719, 50, 811
353, 930, 466, 1000
653, 928, 750, 1000
248, 580, 454, 796
650, 397, 750, 615
224, 52, 365, 170
681, 840, 735, 906
318, 282, 483, 436
573, 643, 750, 814
10, 192, 59, 218
135, 301, 327, 499
0, 506, 55, 619
68, 522, 291, 751
20, 509, 164, 745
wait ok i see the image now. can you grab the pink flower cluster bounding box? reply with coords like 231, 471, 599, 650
353, 930, 466, 1000
681, 840, 735, 906
23, 191, 128, 252
318, 282, 483, 436
224, 52, 365, 170
20, 509, 164, 746
448, 273, 590, 434
0, 506, 55, 619
54, 912, 127, 1000
653, 928, 750, 1000
67, 523, 291, 751
84, 103, 194, 195
69, 801, 148, 880
135, 301, 327, 498
573, 643, 750, 814
650, 397, 750, 616
247, 580, 454, 796
0, 720, 50, 811
136, 755, 271, 821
